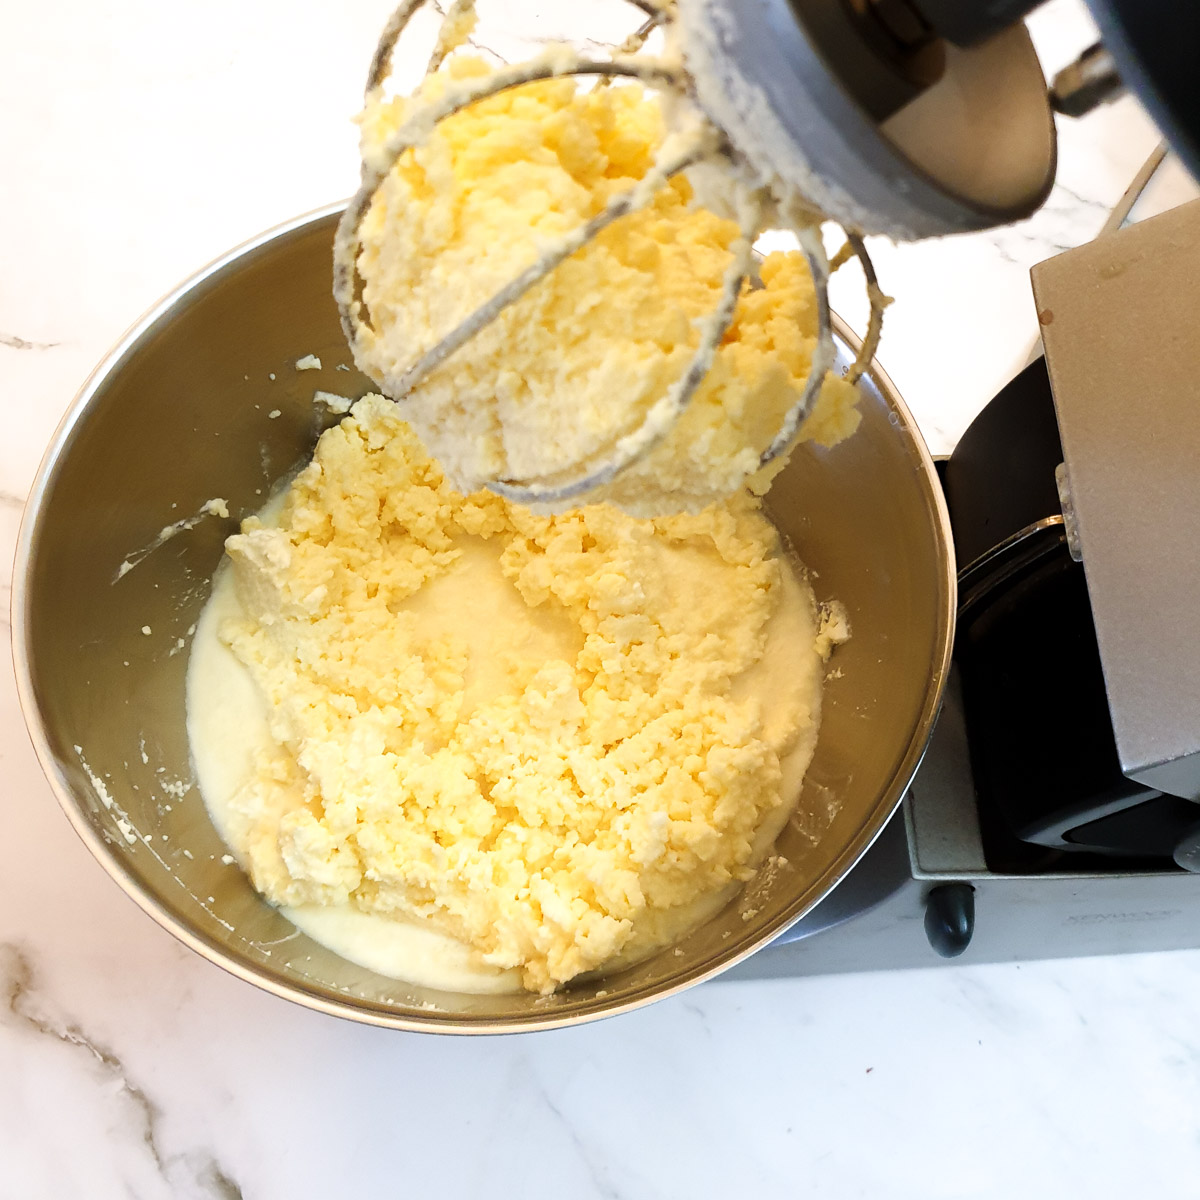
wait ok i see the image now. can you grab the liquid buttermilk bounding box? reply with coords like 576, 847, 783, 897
186, 405, 828, 994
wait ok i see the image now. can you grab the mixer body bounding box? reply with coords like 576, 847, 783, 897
687, 0, 1198, 238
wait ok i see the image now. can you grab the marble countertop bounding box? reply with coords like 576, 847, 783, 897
4, 1, 1200, 1196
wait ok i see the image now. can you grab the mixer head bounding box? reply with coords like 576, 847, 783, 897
681, 0, 1199, 239
677, 0, 1056, 238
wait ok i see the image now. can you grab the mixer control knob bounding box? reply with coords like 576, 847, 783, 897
924, 884, 975, 958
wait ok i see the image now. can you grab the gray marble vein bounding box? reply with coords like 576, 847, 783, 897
678, 997, 713, 1039
466, 37, 511, 64
1, 943, 244, 1200
0, 333, 60, 351
535, 1079, 627, 1200
1053, 182, 1110, 214
985, 183, 1110, 268
427, 0, 512, 63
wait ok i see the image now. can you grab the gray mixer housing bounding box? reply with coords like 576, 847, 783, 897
735, 196, 1200, 979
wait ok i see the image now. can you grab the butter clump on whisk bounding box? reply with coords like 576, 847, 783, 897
335, 0, 885, 515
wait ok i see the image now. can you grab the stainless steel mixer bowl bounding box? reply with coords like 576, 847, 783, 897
13, 204, 954, 1032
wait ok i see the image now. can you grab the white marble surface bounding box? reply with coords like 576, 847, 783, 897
4, 1, 1200, 1196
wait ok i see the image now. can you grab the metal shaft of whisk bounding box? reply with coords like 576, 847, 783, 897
841, 234, 888, 386
758, 224, 835, 467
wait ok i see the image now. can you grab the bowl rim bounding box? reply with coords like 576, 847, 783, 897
11, 202, 957, 1033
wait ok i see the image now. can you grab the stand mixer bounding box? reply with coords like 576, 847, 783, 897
11, 0, 1199, 1032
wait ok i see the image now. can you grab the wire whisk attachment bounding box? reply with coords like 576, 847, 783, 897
334, 0, 888, 510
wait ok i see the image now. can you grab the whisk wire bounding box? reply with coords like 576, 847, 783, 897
840, 234, 890, 386
757, 223, 835, 466
366, 0, 429, 95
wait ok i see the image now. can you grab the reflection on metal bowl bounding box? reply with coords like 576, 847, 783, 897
13, 205, 954, 1033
